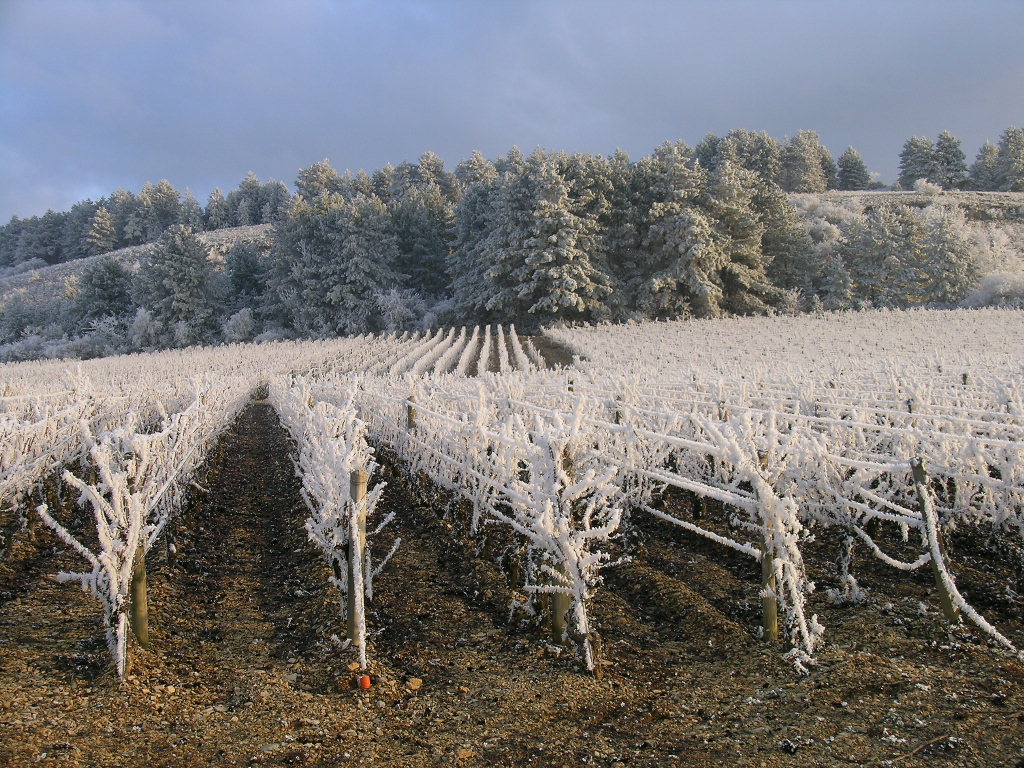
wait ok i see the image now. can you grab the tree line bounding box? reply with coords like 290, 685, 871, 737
3, 126, 1023, 279
1, 127, 1022, 360
0, 173, 289, 275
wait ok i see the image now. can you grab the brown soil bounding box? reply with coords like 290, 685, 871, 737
527, 335, 575, 369
1, 402, 1023, 767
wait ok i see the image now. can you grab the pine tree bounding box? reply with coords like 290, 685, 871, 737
74, 256, 134, 321
837, 147, 871, 190
225, 241, 268, 310
389, 181, 453, 301
108, 189, 140, 247
61, 200, 98, 263
819, 149, 838, 190
969, 141, 1000, 191
933, 131, 967, 189
601, 148, 650, 319
133, 225, 219, 344
454, 150, 498, 189
295, 159, 342, 200
86, 206, 117, 255
897, 136, 938, 189
995, 126, 1024, 192
707, 161, 777, 314
447, 175, 501, 318
757, 181, 815, 293
919, 204, 979, 304
843, 203, 927, 307
139, 180, 183, 241
725, 129, 782, 184
179, 192, 205, 231
267, 193, 403, 335
205, 188, 230, 230
227, 172, 262, 226
260, 180, 291, 224
330, 195, 405, 334
638, 145, 724, 317
818, 251, 853, 310
778, 131, 829, 192
512, 159, 611, 326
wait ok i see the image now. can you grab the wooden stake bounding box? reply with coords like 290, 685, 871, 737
551, 446, 574, 645
761, 536, 779, 643
406, 395, 417, 432
347, 469, 369, 644
129, 544, 150, 649
551, 562, 571, 645
910, 458, 961, 624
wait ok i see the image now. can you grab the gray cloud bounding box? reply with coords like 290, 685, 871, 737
2, 0, 1023, 220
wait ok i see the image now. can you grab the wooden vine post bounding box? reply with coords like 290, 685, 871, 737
910, 457, 961, 624
755, 451, 779, 642
129, 543, 150, 649
760, 535, 779, 642
347, 469, 369, 645
406, 395, 417, 432
550, 447, 574, 645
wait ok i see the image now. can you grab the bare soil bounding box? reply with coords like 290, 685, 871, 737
2, 401, 1023, 768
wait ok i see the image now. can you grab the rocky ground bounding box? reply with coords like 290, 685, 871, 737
1, 399, 1023, 768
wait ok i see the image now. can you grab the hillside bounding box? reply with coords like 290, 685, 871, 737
0, 224, 273, 305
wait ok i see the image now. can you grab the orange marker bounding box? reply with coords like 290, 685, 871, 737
359, 674, 372, 690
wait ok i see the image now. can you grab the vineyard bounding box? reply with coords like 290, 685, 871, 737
2, 311, 1023, 767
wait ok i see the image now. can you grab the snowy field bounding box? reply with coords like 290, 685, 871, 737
2, 309, 1023, 766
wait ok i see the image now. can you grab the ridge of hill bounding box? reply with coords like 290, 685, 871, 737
0, 225, 273, 305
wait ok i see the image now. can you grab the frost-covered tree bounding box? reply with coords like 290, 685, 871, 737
477, 151, 549, 321
260, 180, 291, 223
139, 180, 183, 241
837, 147, 871, 191
512, 158, 611, 325
779, 131, 830, 192
454, 150, 498, 189
933, 131, 967, 189
295, 159, 343, 200
225, 240, 268, 310
133, 225, 219, 344
696, 130, 782, 184
329, 195, 405, 334
897, 136, 938, 189
969, 141, 1000, 191
995, 126, 1024, 192
179, 192, 205, 231
817, 251, 853, 310
919, 204, 979, 304
843, 203, 927, 307
60, 200, 98, 263
268, 193, 403, 335
447, 175, 501, 319
73, 256, 135, 321
375, 287, 428, 332
205, 188, 230, 230
757, 180, 815, 295
638, 144, 724, 317
226, 172, 262, 226
707, 162, 781, 314
600, 148, 653, 319
86, 206, 117, 255
389, 182, 453, 301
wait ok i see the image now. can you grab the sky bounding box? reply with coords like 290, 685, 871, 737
1, 0, 1023, 222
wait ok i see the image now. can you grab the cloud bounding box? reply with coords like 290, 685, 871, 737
1, 0, 1023, 220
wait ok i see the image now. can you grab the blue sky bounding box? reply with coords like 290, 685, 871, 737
1, 0, 1023, 221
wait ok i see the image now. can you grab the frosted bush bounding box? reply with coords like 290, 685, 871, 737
962, 271, 1024, 308
222, 307, 256, 342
